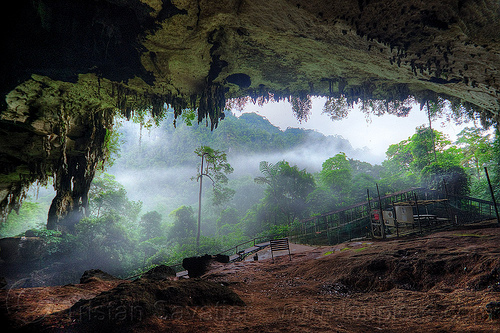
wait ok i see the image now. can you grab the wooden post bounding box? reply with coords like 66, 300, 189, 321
413, 192, 422, 234
392, 200, 399, 238
376, 184, 386, 239
367, 189, 375, 238
485, 167, 500, 226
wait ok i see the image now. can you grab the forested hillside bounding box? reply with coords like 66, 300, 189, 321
117, 111, 359, 169
2, 110, 499, 282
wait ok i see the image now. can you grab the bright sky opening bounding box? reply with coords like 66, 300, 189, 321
238, 97, 474, 164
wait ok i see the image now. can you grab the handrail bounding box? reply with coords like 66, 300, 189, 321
219, 236, 269, 255
125, 236, 270, 280
291, 187, 498, 246
298, 187, 496, 224
300, 187, 424, 223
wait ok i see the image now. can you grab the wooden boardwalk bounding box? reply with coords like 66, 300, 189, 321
228, 242, 270, 262
290, 188, 498, 245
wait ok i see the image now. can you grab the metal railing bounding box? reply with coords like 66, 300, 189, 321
125, 236, 270, 279
218, 236, 269, 256
289, 188, 498, 246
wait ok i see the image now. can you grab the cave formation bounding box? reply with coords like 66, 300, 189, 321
1, 0, 500, 230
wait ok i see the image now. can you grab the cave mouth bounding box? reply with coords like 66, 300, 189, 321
2, 0, 500, 230
0, 83, 495, 232
0, 89, 488, 235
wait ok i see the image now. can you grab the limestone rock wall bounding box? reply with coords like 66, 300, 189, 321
1, 0, 500, 228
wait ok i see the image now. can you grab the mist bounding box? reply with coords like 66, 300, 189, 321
1, 110, 383, 243
228, 142, 373, 176
1, 104, 493, 292
0, 110, 388, 287
110, 113, 379, 215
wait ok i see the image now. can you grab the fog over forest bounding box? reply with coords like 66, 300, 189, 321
2, 110, 375, 238
111, 111, 374, 215
1, 103, 497, 289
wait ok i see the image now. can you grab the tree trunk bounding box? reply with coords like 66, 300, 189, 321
427, 102, 438, 163
196, 153, 205, 250
46, 109, 111, 231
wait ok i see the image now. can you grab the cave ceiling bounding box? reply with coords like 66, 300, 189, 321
1, 0, 500, 227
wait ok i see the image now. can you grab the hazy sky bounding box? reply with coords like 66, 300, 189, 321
237, 97, 473, 164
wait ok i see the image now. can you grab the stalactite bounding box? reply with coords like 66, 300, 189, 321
47, 108, 113, 231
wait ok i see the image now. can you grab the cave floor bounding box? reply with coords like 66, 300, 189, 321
2, 226, 500, 332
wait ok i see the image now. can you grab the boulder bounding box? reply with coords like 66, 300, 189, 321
214, 253, 230, 263
141, 265, 176, 280
24, 230, 36, 237
486, 301, 500, 320
80, 269, 119, 284
182, 254, 231, 278
182, 254, 214, 278
0, 237, 46, 263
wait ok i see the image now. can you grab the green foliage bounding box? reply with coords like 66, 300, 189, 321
261, 224, 290, 240
319, 152, 352, 196
378, 170, 419, 194
323, 95, 413, 121
6, 107, 498, 282
217, 207, 240, 234
88, 173, 142, 221
491, 130, 500, 199
169, 206, 196, 242
102, 126, 123, 168
139, 236, 170, 266
255, 160, 315, 225
421, 162, 470, 196
410, 126, 439, 170
139, 211, 163, 241
118, 111, 355, 169
350, 173, 377, 203
306, 187, 338, 214
75, 213, 135, 275
381, 125, 474, 195
25, 229, 63, 256
384, 126, 459, 177
1, 201, 46, 237
241, 202, 268, 237
195, 146, 235, 206
323, 96, 349, 121
455, 127, 496, 199
290, 95, 312, 123
180, 109, 197, 126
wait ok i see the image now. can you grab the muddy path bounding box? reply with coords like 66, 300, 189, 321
2, 226, 500, 332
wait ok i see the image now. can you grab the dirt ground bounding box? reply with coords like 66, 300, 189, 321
2, 225, 500, 332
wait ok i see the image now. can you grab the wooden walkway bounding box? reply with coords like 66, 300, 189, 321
173, 241, 270, 278
229, 242, 270, 262
290, 188, 498, 245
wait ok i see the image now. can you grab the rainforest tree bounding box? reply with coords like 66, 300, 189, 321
194, 146, 234, 248
255, 161, 315, 226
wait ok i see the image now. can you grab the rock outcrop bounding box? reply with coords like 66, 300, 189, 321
182, 254, 230, 278
2, 0, 500, 228
140, 264, 177, 280
80, 269, 120, 284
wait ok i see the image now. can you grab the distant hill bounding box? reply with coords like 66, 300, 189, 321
116, 111, 359, 170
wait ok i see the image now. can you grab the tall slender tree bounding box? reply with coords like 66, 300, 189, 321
194, 146, 234, 249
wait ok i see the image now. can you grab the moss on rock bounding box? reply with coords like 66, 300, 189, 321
2, 0, 500, 228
